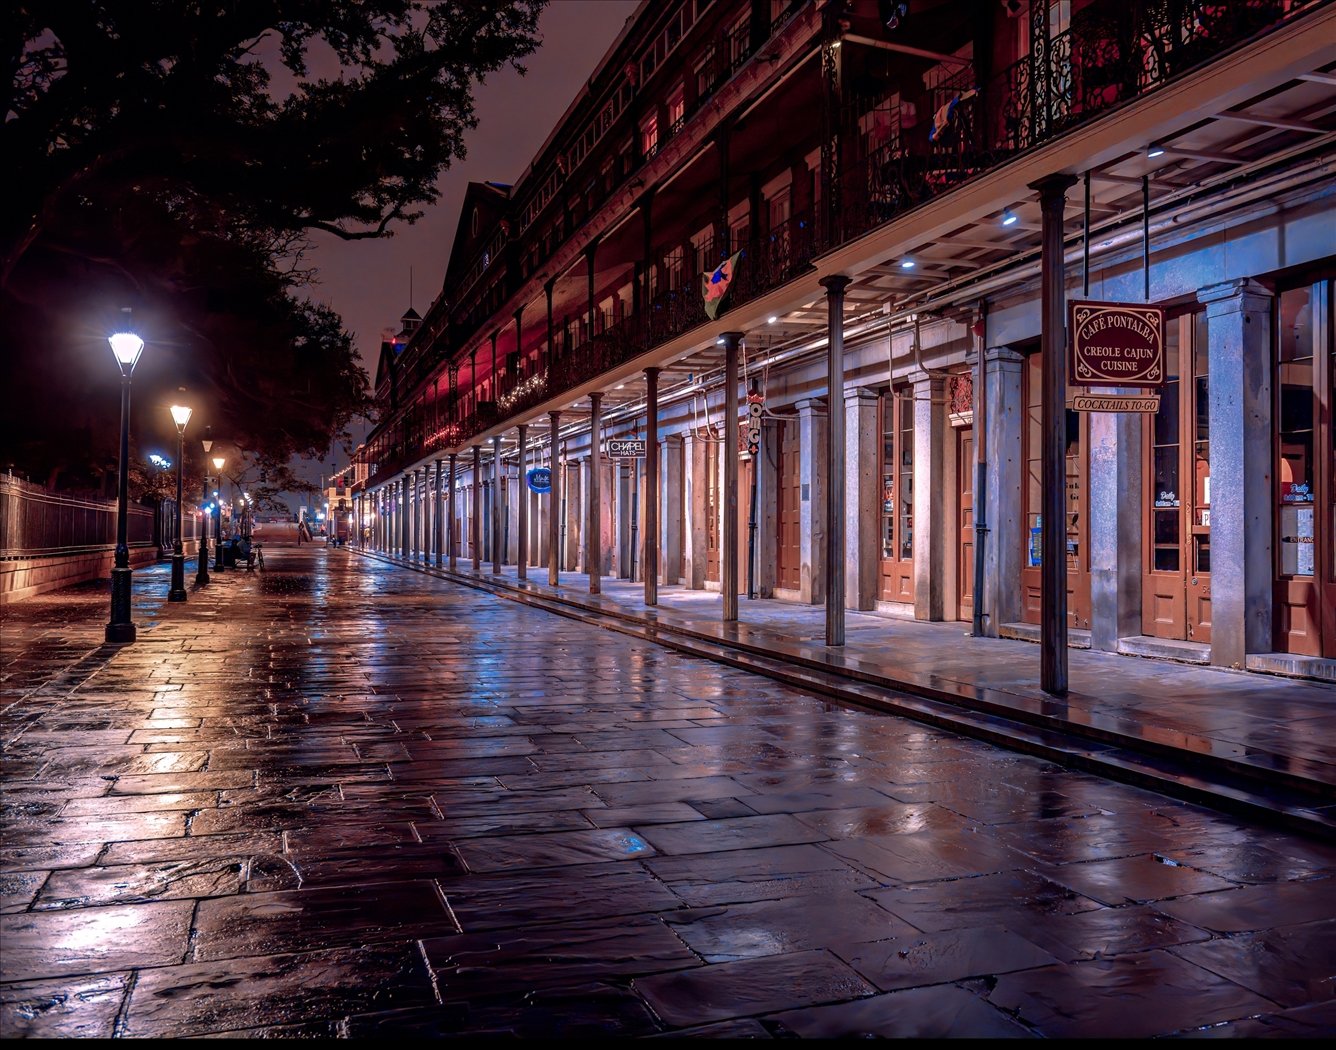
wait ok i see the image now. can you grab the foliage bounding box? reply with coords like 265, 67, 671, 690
2, 0, 545, 486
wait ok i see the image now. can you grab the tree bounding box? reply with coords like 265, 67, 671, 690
2, 0, 545, 487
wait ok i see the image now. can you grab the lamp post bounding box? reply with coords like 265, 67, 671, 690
196, 427, 212, 586
212, 456, 226, 571
168, 401, 192, 601
105, 316, 144, 643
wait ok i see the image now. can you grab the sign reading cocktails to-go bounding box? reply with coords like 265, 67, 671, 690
1069, 300, 1165, 388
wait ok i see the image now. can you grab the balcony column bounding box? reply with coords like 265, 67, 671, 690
682, 431, 708, 590
517, 424, 529, 581
660, 435, 683, 588
447, 454, 458, 570
544, 280, 556, 375
548, 411, 562, 586
588, 392, 603, 593
490, 330, 499, 403
714, 124, 731, 259
722, 332, 743, 622
586, 242, 599, 341
819, 12, 844, 248
471, 446, 482, 572
399, 475, 409, 560
820, 275, 851, 645
1201, 279, 1274, 668
469, 349, 478, 418
419, 468, 428, 561
1031, 172, 1078, 695
513, 306, 524, 399
645, 367, 660, 605
637, 191, 655, 321
491, 434, 503, 574
797, 398, 826, 604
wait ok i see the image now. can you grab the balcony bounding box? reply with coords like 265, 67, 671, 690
360, 0, 1325, 485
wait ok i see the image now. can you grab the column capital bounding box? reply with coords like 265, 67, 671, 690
1197, 277, 1272, 313
796, 398, 827, 415
719, 331, 744, 347
844, 386, 879, 406
818, 274, 851, 294
1028, 172, 1079, 199
908, 369, 946, 392
661, 433, 683, 447
983, 345, 1025, 367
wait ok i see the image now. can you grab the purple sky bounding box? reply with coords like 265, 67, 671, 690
310, 0, 639, 384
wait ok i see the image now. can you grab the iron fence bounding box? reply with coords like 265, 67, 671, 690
0, 475, 154, 558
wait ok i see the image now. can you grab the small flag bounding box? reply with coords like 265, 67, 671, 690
702, 251, 742, 320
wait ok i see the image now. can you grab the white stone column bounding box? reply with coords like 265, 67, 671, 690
682, 431, 709, 590
979, 348, 1026, 637
661, 435, 684, 586
753, 418, 780, 598
1088, 382, 1143, 652
600, 458, 616, 577
1201, 278, 1273, 667
911, 371, 948, 621
797, 399, 826, 604
845, 388, 879, 611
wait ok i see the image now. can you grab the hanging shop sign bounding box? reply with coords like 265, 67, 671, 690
1071, 393, 1161, 413
526, 466, 552, 494
738, 393, 764, 455
606, 438, 647, 458
1069, 300, 1166, 389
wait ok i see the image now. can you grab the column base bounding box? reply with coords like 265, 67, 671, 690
104, 622, 137, 644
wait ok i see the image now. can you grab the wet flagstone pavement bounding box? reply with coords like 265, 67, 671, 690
2, 548, 1334, 1038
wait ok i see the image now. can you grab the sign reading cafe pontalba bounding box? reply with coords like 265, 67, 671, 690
1068, 300, 1166, 388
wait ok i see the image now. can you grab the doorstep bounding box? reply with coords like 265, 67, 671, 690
1248, 651, 1336, 683
998, 622, 1092, 648
1118, 634, 1211, 664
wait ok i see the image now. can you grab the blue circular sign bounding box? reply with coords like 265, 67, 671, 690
527, 466, 552, 494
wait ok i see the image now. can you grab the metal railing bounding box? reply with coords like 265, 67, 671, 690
0, 475, 154, 558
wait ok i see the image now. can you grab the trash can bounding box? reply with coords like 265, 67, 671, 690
222, 544, 238, 567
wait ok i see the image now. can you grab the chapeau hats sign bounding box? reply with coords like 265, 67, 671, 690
1069, 300, 1166, 388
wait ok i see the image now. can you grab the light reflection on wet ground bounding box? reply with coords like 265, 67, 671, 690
1, 549, 1333, 1038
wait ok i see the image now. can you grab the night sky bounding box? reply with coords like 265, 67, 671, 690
314, 0, 640, 388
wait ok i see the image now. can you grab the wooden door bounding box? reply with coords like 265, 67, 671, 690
778, 420, 802, 590
958, 428, 975, 620
1143, 311, 1212, 642
1021, 352, 1091, 628
1274, 280, 1335, 656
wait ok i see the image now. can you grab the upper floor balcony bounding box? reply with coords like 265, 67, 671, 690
357, 0, 1331, 490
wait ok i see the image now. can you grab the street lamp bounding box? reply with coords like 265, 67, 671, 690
196, 426, 213, 586
168, 401, 192, 601
212, 456, 226, 571
106, 315, 144, 643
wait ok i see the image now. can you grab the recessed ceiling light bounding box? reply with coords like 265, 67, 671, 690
767, 315, 778, 324
900, 258, 915, 269
1146, 143, 1165, 158
1001, 209, 1018, 226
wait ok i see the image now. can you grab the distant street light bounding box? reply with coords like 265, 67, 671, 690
106, 315, 144, 644
196, 426, 213, 586
212, 455, 227, 572
168, 401, 193, 602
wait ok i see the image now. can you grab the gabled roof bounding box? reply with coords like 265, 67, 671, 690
440, 181, 513, 296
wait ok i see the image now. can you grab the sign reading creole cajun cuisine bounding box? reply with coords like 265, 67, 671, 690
1068, 300, 1165, 389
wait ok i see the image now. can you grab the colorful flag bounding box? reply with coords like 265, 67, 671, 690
702, 251, 742, 320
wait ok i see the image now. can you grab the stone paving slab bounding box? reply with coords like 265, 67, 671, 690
1, 549, 1334, 1037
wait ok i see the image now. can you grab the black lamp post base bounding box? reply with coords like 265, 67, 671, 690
106, 565, 136, 643
169, 553, 188, 602
105, 622, 137, 643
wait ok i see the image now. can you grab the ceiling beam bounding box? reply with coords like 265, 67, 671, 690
1213, 109, 1327, 133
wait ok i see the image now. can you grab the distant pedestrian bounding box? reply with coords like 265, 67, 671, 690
297, 520, 309, 545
